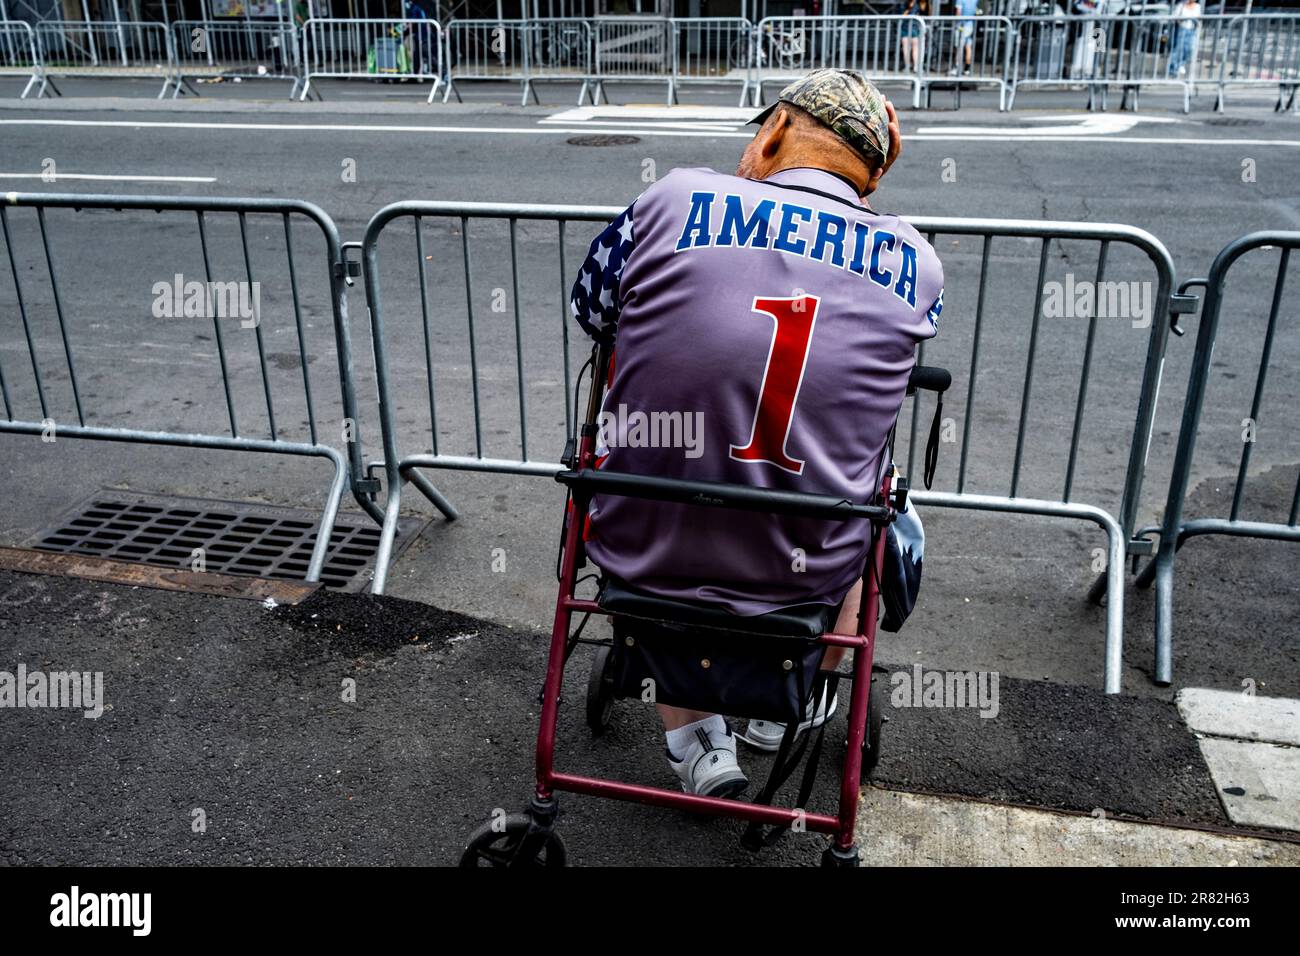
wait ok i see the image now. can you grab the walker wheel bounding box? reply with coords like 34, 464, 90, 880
459, 814, 567, 867
821, 844, 860, 868
862, 664, 888, 780
585, 643, 616, 735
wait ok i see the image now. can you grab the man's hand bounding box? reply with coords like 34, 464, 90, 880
863, 100, 902, 199
880, 100, 903, 179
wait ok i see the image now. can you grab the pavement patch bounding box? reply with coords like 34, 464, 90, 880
871, 670, 1228, 828
269, 587, 485, 670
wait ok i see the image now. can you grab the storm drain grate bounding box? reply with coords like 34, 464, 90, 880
28, 491, 427, 592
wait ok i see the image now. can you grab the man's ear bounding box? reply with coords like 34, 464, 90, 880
863, 162, 886, 196
759, 107, 791, 159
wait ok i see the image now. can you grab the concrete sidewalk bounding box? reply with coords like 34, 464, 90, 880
858, 789, 1299, 866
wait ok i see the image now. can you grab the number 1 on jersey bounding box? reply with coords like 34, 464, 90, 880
729, 294, 820, 475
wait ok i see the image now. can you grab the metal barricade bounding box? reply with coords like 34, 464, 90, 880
1011, 14, 1196, 113
751, 16, 925, 109
300, 17, 443, 102
1213, 13, 1300, 112
1189, 13, 1239, 104
592, 16, 673, 105
171, 19, 303, 99
0, 193, 381, 582
901, 216, 1181, 695
355, 201, 607, 594
357, 201, 1185, 693
0, 19, 42, 99
1010, 14, 1106, 107
1136, 232, 1300, 685
919, 15, 1014, 111
34, 20, 178, 99
671, 17, 753, 107
442, 18, 529, 105
524, 17, 593, 105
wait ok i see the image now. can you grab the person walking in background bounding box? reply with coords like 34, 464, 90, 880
1167, 0, 1201, 78
899, 0, 929, 73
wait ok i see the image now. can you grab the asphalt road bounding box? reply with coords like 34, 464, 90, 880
1, 90, 1297, 696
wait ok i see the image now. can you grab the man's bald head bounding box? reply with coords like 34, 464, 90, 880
736, 102, 890, 198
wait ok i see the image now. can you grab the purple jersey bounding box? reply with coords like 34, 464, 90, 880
570, 166, 943, 616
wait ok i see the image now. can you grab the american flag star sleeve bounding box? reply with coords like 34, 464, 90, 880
570, 203, 636, 344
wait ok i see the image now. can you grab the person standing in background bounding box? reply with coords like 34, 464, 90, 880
950, 0, 979, 76
899, 0, 930, 73
1167, 0, 1201, 78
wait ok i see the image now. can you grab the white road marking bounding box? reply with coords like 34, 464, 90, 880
914, 113, 1182, 137
545, 104, 755, 123
539, 118, 746, 132
908, 134, 1300, 146
0, 172, 217, 183
0, 117, 751, 138
3, 116, 1299, 148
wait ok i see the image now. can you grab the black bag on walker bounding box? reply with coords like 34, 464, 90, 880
607, 617, 827, 723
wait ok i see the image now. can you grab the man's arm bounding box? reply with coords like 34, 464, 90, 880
925, 289, 944, 332
570, 203, 636, 344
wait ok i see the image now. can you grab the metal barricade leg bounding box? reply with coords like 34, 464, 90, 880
915, 491, 1127, 694
401, 463, 460, 521
371, 476, 403, 596
306, 447, 349, 583
1152, 540, 1176, 685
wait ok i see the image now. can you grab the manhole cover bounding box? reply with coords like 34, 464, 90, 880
1204, 117, 1265, 127
566, 134, 642, 147
27, 491, 427, 592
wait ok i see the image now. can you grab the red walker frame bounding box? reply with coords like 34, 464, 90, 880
513, 342, 902, 865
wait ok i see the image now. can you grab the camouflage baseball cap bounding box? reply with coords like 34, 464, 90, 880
750, 69, 890, 166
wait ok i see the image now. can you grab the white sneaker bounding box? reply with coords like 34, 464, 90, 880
667, 723, 748, 799
739, 684, 838, 753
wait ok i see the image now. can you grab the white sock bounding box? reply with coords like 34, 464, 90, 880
666, 715, 726, 762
